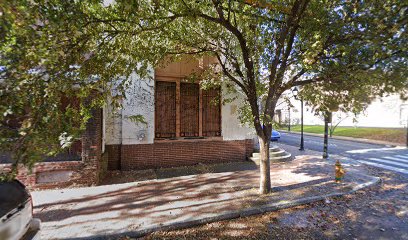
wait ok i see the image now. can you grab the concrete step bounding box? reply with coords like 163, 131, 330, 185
249, 152, 293, 165
252, 147, 284, 158
252, 149, 286, 158
270, 149, 287, 157
269, 146, 280, 152
270, 153, 292, 162
252, 152, 261, 158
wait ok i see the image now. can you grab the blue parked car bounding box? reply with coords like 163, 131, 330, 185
271, 130, 281, 141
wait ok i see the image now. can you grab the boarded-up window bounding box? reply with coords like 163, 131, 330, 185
180, 83, 199, 137
155, 81, 176, 138
60, 95, 82, 155
202, 88, 221, 136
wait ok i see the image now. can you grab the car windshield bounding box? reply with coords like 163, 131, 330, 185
0, 180, 30, 217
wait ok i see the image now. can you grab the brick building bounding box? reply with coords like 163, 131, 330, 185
1, 57, 255, 189
0, 107, 105, 189
105, 56, 255, 171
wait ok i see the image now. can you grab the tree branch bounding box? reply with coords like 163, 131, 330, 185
214, 53, 248, 95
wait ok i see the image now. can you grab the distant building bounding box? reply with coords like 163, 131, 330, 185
276, 94, 408, 128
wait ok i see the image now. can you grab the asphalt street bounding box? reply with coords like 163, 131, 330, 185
278, 132, 408, 176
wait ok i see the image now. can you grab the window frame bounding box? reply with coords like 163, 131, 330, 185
154, 78, 222, 140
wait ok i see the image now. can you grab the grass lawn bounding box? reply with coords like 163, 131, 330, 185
279, 125, 406, 144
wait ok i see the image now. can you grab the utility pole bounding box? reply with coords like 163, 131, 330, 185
299, 98, 304, 151
323, 111, 331, 159
292, 87, 304, 151
288, 106, 291, 132
406, 118, 408, 148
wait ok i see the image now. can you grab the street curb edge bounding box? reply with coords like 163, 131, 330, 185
77, 174, 381, 240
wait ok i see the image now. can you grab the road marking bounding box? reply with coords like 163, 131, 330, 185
346, 146, 406, 154
395, 155, 408, 160
369, 158, 408, 168
383, 156, 408, 164
358, 160, 408, 175
304, 140, 336, 147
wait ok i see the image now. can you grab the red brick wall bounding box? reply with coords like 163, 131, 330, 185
106, 139, 254, 171
106, 145, 121, 170
0, 161, 91, 190
0, 106, 103, 190
81, 107, 103, 184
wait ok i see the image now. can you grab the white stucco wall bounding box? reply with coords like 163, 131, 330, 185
278, 94, 407, 128
121, 71, 155, 144
105, 71, 254, 145
221, 87, 255, 140
105, 69, 155, 145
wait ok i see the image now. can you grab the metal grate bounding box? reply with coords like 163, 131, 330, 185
155, 81, 176, 138
202, 87, 221, 137
180, 83, 199, 137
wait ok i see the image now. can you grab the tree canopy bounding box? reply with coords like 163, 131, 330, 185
1, 0, 406, 191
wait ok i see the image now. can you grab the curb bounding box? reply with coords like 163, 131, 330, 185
75, 174, 381, 240
279, 130, 404, 147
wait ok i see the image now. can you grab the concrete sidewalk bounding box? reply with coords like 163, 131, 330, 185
32, 155, 379, 240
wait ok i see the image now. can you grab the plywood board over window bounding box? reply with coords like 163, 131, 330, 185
154, 55, 222, 140
155, 81, 176, 138
180, 83, 199, 137
202, 87, 221, 137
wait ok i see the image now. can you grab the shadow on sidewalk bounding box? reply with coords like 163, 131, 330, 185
33, 155, 377, 240
100, 161, 259, 185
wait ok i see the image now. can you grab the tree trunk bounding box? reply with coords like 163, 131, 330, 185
329, 122, 333, 137
258, 136, 271, 194
323, 113, 329, 159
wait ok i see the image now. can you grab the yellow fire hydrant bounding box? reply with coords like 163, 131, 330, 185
335, 160, 345, 183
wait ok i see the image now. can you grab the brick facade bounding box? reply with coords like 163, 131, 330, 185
106, 145, 121, 170
1, 103, 254, 188
0, 107, 104, 190
80, 107, 103, 184
106, 139, 254, 171
0, 161, 85, 190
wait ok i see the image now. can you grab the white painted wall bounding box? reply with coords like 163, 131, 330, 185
221, 87, 255, 140
105, 71, 254, 145
121, 71, 155, 144
105, 71, 254, 144
101, 106, 106, 153
277, 93, 408, 128
344, 95, 407, 128
105, 100, 122, 145
105, 69, 155, 145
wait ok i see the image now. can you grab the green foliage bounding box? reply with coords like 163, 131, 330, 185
0, 0, 406, 169
299, 1, 408, 113
237, 102, 254, 126
0, 170, 16, 183
127, 114, 148, 125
